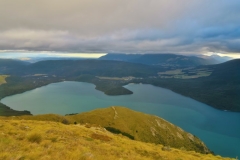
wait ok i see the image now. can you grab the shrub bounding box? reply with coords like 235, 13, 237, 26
105, 127, 134, 140
28, 133, 42, 143
61, 118, 70, 125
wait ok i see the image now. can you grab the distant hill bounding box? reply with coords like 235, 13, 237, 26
19, 56, 88, 63
0, 59, 29, 74
99, 53, 216, 67
0, 118, 232, 160
138, 59, 240, 111
8, 59, 160, 77
208, 59, 240, 82
207, 55, 233, 64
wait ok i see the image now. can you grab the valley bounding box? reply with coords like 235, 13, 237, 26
1, 1, 239, 159
0, 55, 239, 158
0, 56, 239, 112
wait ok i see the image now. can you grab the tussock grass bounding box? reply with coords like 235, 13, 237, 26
0, 106, 212, 153
66, 106, 211, 153
0, 119, 233, 160
28, 133, 42, 143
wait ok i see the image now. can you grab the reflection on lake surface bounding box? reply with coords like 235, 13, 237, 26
1, 81, 240, 157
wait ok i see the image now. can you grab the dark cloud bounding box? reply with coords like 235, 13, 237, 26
0, 0, 239, 56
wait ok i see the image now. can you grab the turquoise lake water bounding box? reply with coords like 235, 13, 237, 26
1, 81, 240, 158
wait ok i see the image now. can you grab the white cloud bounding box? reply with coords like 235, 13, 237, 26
0, 0, 239, 55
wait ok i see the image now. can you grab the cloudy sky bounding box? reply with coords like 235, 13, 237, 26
0, 0, 240, 57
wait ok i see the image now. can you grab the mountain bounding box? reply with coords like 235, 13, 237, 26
19, 56, 89, 63
208, 59, 240, 82
7, 59, 160, 77
99, 53, 216, 67
0, 59, 29, 74
208, 55, 233, 64
138, 59, 240, 111
0, 119, 232, 160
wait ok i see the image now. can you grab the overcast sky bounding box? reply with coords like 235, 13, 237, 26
0, 0, 240, 57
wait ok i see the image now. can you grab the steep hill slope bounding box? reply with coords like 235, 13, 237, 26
0, 119, 233, 160
67, 107, 211, 154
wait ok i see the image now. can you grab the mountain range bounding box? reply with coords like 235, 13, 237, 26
99, 53, 219, 67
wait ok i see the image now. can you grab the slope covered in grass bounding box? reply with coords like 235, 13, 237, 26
66, 106, 211, 154
0, 119, 233, 160
1, 107, 211, 154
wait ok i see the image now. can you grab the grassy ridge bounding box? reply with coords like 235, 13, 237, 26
66, 106, 211, 154
0, 106, 211, 154
0, 119, 233, 160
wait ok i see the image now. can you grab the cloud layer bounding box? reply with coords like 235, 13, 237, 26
0, 0, 239, 55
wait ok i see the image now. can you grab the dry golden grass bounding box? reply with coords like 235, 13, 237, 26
0, 119, 234, 160
66, 106, 211, 153
0, 107, 219, 154
0, 75, 8, 85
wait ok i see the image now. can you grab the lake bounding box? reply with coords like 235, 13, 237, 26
1, 81, 240, 158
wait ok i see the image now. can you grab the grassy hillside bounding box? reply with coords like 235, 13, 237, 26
0, 119, 233, 160
66, 107, 211, 154
1, 107, 211, 154
0, 75, 8, 85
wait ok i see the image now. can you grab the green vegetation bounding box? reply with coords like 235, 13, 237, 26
0, 103, 31, 116
0, 76, 60, 100
75, 75, 133, 95
0, 119, 233, 160
105, 127, 135, 140
158, 68, 212, 79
